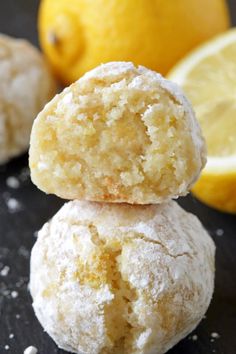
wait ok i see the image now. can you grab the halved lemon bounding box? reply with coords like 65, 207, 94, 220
168, 28, 236, 213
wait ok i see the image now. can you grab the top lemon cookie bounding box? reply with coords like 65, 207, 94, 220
29, 62, 206, 204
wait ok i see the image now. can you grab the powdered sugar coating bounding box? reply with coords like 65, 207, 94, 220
0, 34, 56, 164
83, 61, 206, 187
30, 200, 215, 354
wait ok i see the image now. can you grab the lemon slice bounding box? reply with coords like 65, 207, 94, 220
168, 28, 236, 213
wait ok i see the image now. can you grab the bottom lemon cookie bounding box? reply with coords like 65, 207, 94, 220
30, 200, 215, 354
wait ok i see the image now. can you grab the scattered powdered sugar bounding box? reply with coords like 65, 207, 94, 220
0, 265, 10, 277
6, 176, 20, 189
16, 276, 28, 288
0, 247, 9, 259
37, 161, 48, 171
18, 167, 30, 182
15, 314, 20, 319
6, 198, 22, 213
188, 331, 220, 345
210, 332, 220, 343
4, 345, 9, 350
9, 334, 14, 339
136, 329, 152, 349
215, 229, 224, 237
18, 246, 30, 259
189, 334, 198, 341
62, 92, 73, 104
24, 346, 38, 354
11, 290, 18, 298
3, 289, 10, 296
0, 286, 19, 299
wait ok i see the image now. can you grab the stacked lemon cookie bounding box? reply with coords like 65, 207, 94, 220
29, 62, 215, 354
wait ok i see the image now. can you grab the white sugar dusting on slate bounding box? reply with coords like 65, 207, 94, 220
18, 246, 30, 258
6, 198, 22, 213
0, 265, 10, 276
215, 229, 224, 237
11, 290, 18, 298
6, 176, 20, 189
19, 167, 30, 182
211, 332, 220, 339
24, 346, 38, 354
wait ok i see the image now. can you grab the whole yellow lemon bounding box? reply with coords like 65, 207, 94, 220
38, 0, 230, 84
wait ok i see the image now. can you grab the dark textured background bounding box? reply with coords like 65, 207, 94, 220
0, 1, 236, 353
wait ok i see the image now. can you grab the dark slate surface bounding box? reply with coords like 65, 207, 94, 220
0, 1, 236, 353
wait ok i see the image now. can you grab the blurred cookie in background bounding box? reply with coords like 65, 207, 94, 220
0, 33, 57, 165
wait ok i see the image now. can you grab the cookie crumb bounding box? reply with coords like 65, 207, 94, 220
211, 332, 220, 339
0, 265, 10, 277
24, 345, 38, 354
6, 176, 20, 189
9, 334, 14, 339
4, 345, 9, 350
16, 314, 20, 319
192, 334, 198, 341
